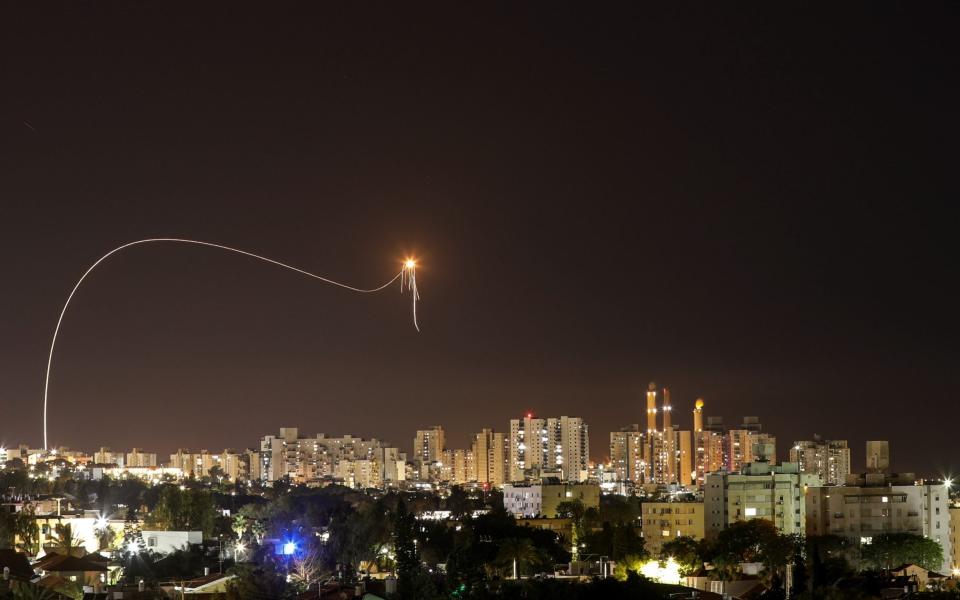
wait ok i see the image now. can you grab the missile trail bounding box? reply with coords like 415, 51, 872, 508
42, 238, 419, 450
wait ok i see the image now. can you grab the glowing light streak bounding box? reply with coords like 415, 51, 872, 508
43, 238, 420, 449
401, 258, 420, 332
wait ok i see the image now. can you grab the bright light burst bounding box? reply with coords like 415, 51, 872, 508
639, 557, 682, 585
42, 239, 422, 450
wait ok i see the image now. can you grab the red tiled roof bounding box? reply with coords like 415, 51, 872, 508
34, 553, 107, 572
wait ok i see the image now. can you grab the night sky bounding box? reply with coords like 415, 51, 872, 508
1, 4, 957, 475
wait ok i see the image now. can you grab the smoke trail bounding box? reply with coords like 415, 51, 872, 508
42, 238, 420, 449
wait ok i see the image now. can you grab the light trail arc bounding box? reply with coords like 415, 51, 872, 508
42, 237, 419, 450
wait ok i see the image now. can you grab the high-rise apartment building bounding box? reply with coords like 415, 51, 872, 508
168, 448, 246, 479
126, 448, 157, 468
789, 436, 851, 486
727, 417, 776, 472
472, 428, 508, 487
806, 472, 952, 574
258, 427, 402, 486
609, 425, 645, 483
553, 416, 589, 482
705, 461, 820, 539
93, 447, 124, 467
649, 428, 673, 485
694, 414, 726, 487
414, 426, 446, 464
510, 415, 547, 481
440, 448, 476, 484
509, 415, 589, 482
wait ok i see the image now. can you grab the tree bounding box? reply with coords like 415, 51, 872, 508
394, 499, 422, 598
860, 533, 943, 571
146, 486, 216, 537
758, 532, 799, 592
599, 495, 641, 525
612, 554, 646, 581
580, 522, 644, 561
120, 510, 146, 556
50, 523, 84, 557
288, 547, 327, 592
12, 504, 39, 555
711, 519, 779, 564
660, 536, 702, 575
791, 546, 809, 598
445, 486, 472, 519
225, 563, 289, 600
497, 537, 540, 578
555, 500, 586, 522
10, 581, 59, 600
0, 510, 14, 549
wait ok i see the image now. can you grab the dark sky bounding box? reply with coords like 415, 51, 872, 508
1, 4, 957, 475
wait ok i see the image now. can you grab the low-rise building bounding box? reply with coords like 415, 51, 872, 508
503, 482, 600, 518
641, 501, 705, 556
140, 530, 204, 554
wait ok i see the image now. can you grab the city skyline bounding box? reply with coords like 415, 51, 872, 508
0, 396, 927, 480
0, 376, 950, 476
1, 4, 956, 476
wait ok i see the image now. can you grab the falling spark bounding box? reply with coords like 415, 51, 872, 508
402, 259, 420, 332
42, 238, 420, 450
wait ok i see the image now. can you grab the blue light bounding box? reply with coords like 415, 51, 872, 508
283, 542, 296, 555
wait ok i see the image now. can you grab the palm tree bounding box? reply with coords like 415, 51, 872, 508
50, 523, 84, 557
496, 538, 539, 579
11, 580, 59, 600
95, 525, 115, 552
